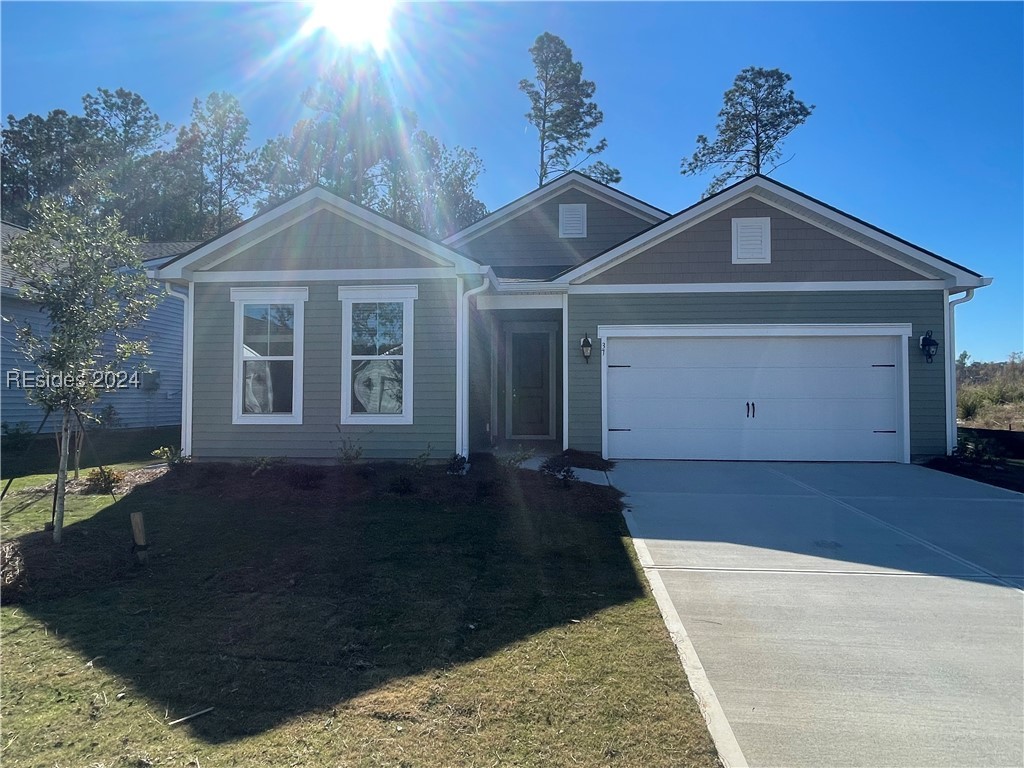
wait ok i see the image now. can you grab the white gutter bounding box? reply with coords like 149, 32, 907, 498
946, 288, 976, 454
458, 277, 491, 456
162, 283, 193, 457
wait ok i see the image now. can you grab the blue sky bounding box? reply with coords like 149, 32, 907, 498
2, 1, 1021, 361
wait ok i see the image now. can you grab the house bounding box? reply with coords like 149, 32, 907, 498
150, 173, 990, 464
1, 220, 196, 432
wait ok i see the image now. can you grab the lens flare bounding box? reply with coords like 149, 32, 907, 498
302, 0, 396, 53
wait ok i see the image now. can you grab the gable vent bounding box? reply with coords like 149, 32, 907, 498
732, 217, 771, 264
559, 204, 587, 238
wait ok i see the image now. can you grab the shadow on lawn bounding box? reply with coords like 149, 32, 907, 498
7, 460, 642, 743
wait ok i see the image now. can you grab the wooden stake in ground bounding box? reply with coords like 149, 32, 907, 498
130, 512, 148, 564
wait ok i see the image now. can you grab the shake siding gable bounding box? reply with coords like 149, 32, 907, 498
586, 199, 924, 284
567, 291, 948, 459
190, 279, 457, 460
458, 189, 654, 275
208, 209, 440, 272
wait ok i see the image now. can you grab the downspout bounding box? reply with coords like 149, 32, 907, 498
460, 277, 491, 457
162, 283, 193, 457
946, 288, 976, 454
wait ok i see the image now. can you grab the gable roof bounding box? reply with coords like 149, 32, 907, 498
443, 171, 669, 249
552, 174, 990, 291
155, 186, 487, 280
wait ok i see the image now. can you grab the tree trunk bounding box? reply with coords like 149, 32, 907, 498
53, 408, 71, 545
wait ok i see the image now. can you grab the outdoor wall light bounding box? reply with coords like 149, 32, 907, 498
580, 334, 593, 363
919, 330, 939, 363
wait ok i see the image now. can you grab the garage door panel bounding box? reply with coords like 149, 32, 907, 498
610, 337, 895, 369
607, 427, 899, 462
609, 366, 896, 399
605, 334, 903, 462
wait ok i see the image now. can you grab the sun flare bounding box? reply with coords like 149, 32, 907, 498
302, 0, 396, 52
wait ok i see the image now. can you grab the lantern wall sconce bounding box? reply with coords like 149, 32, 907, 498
580, 334, 593, 363
919, 330, 939, 363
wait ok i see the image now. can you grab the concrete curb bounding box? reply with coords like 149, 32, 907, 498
623, 506, 749, 768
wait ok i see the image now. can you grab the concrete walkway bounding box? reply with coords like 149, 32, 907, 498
612, 461, 1024, 768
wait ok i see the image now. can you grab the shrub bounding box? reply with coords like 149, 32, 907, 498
336, 437, 363, 466
82, 467, 124, 494
540, 455, 578, 487
498, 445, 534, 471
957, 387, 987, 421
151, 445, 190, 469
446, 453, 468, 476
410, 443, 433, 472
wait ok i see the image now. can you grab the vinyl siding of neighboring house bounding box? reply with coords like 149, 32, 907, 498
566, 290, 948, 459
1, 292, 183, 431
456, 189, 656, 277
189, 278, 458, 461
586, 198, 924, 284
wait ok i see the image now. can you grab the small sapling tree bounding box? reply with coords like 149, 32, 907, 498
4, 178, 158, 543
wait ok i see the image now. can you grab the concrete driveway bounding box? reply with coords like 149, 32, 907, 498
612, 461, 1024, 768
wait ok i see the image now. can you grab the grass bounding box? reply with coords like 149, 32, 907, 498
0, 457, 719, 767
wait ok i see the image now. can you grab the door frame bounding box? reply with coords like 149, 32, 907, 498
504, 321, 558, 440
597, 323, 913, 462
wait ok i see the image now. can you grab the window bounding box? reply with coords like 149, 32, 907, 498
559, 203, 587, 238
231, 287, 307, 425
732, 217, 772, 264
339, 285, 417, 425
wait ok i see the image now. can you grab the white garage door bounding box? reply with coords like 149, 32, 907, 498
605, 335, 903, 462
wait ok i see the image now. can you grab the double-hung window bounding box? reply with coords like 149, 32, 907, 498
339, 286, 417, 425
231, 287, 307, 425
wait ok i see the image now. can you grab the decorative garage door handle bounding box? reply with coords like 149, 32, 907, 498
746, 402, 750, 418
746, 402, 756, 418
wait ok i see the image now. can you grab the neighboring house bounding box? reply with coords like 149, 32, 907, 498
151, 173, 990, 464
1, 220, 196, 432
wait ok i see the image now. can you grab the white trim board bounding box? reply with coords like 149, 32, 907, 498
569, 280, 947, 294
477, 293, 566, 310
196, 268, 454, 283
597, 323, 914, 339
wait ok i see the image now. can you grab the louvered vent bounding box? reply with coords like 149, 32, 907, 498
559, 204, 587, 238
731, 217, 771, 264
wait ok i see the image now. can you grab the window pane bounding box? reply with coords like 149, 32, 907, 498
351, 359, 403, 414
242, 360, 293, 413
351, 302, 403, 356
243, 304, 270, 357
267, 304, 294, 356
243, 304, 293, 357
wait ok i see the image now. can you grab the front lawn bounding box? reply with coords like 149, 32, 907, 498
0, 458, 719, 767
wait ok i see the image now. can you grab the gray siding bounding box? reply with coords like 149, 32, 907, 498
567, 291, 948, 459
458, 189, 654, 276
210, 210, 440, 272
589, 198, 922, 284
1, 293, 183, 431
190, 279, 457, 461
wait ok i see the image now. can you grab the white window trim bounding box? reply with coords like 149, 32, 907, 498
230, 287, 308, 425
732, 217, 771, 264
339, 285, 418, 425
559, 203, 587, 238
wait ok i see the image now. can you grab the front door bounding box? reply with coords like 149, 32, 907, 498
506, 328, 555, 439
